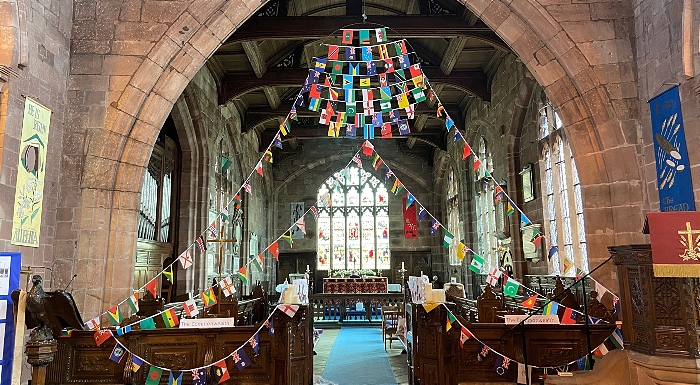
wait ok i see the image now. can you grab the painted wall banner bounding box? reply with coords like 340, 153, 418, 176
11, 98, 51, 247
648, 211, 700, 277
649, 86, 696, 212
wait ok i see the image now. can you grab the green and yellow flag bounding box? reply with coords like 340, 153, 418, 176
163, 266, 173, 284
237, 266, 248, 285
202, 288, 217, 308
107, 305, 122, 326
161, 308, 179, 328
446, 311, 457, 331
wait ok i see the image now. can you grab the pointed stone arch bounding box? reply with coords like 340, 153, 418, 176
75, 0, 640, 309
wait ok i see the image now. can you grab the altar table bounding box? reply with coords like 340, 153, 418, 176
323, 277, 388, 293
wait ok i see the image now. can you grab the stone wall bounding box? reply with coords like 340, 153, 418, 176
633, 0, 700, 212
0, 0, 72, 289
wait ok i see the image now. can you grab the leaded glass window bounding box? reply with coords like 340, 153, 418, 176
316, 166, 390, 271
539, 103, 588, 275
447, 168, 461, 266
475, 137, 497, 270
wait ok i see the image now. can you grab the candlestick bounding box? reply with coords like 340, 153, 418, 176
401, 261, 405, 269
306, 265, 310, 272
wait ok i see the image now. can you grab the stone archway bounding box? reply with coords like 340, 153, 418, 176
72, 0, 643, 312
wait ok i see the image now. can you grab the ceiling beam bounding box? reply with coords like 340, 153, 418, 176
440, 37, 467, 75
220, 67, 489, 105
263, 86, 281, 109
225, 16, 510, 52
241, 41, 267, 78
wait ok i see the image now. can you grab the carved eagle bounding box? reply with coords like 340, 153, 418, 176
11, 275, 85, 341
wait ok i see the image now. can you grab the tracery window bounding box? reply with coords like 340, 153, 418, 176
539, 103, 589, 275
475, 137, 497, 270
446, 168, 462, 266
316, 166, 390, 271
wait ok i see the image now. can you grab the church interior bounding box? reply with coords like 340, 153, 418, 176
1, 0, 699, 384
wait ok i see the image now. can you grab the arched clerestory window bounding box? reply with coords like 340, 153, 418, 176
316, 166, 390, 272
475, 137, 497, 270
539, 103, 589, 275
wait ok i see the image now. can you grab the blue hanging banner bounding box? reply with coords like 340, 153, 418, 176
649, 86, 696, 211
0, 252, 21, 385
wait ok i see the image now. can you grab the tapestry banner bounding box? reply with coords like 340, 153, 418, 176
649, 86, 695, 212
11, 98, 51, 247
648, 211, 700, 277
403, 197, 418, 238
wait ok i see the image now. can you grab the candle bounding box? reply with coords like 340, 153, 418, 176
306, 265, 310, 272
401, 262, 405, 269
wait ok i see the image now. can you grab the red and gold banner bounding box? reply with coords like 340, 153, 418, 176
648, 211, 700, 277
403, 197, 418, 238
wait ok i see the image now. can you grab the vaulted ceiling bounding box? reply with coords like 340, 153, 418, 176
206, 0, 513, 163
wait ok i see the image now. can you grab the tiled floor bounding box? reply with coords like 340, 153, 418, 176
313, 327, 409, 385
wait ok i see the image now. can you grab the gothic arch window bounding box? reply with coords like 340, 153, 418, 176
446, 168, 461, 266
539, 103, 589, 275
316, 166, 390, 271
475, 137, 497, 270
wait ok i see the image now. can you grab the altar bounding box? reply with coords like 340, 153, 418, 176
323, 277, 388, 293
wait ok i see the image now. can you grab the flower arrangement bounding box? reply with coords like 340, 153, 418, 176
332, 269, 377, 277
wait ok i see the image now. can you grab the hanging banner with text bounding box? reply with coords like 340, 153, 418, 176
648, 211, 700, 277
649, 86, 695, 212
11, 98, 51, 247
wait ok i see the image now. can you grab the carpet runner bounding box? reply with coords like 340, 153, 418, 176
322, 327, 397, 385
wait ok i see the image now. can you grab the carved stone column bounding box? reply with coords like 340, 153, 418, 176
26, 339, 58, 385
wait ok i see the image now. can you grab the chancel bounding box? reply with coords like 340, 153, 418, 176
2, 0, 699, 384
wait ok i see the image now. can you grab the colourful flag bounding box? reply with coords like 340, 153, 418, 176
237, 266, 248, 285
563, 257, 574, 274
139, 317, 156, 330
243, 180, 252, 194
446, 311, 456, 331
405, 193, 415, 208
273, 132, 283, 149
220, 275, 236, 297
561, 307, 577, 324
255, 161, 264, 177
212, 359, 230, 383
610, 328, 624, 349
375, 27, 387, 42
398, 119, 410, 135
178, 249, 193, 269
168, 371, 183, 385
94, 329, 112, 346
279, 118, 291, 135
196, 236, 206, 253
310, 206, 319, 220
430, 218, 440, 235
192, 368, 206, 385
265, 318, 275, 336
249, 333, 260, 355
253, 253, 264, 272
85, 317, 100, 331
269, 241, 279, 260
163, 265, 174, 284
380, 122, 391, 138
233, 194, 242, 209
327, 45, 339, 60
506, 201, 515, 216
394, 40, 407, 55
443, 231, 454, 248
145, 366, 163, 385
221, 156, 232, 174
503, 278, 520, 297
162, 308, 179, 328
202, 288, 217, 308
359, 29, 370, 44
131, 355, 144, 372
295, 216, 306, 234
594, 343, 609, 356
521, 294, 538, 309
457, 242, 468, 260
281, 232, 293, 247
473, 157, 482, 171
469, 254, 484, 273
462, 143, 472, 160
345, 46, 356, 60
418, 205, 427, 221
232, 348, 251, 371
126, 292, 139, 314
107, 305, 122, 326
277, 304, 300, 317
494, 356, 511, 377
264, 149, 273, 163
342, 30, 353, 44
486, 267, 502, 286
391, 179, 404, 194
183, 298, 198, 318
314, 58, 327, 72
542, 301, 559, 316
520, 213, 531, 228
460, 327, 472, 348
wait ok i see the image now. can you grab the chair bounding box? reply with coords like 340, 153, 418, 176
381, 305, 400, 350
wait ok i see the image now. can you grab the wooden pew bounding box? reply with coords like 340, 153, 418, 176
46, 306, 312, 385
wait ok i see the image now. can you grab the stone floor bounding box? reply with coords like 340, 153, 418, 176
313, 327, 409, 385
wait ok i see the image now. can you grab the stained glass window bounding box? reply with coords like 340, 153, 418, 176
316, 166, 390, 271
539, 103, 588, 275
475, 137, 497, 270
